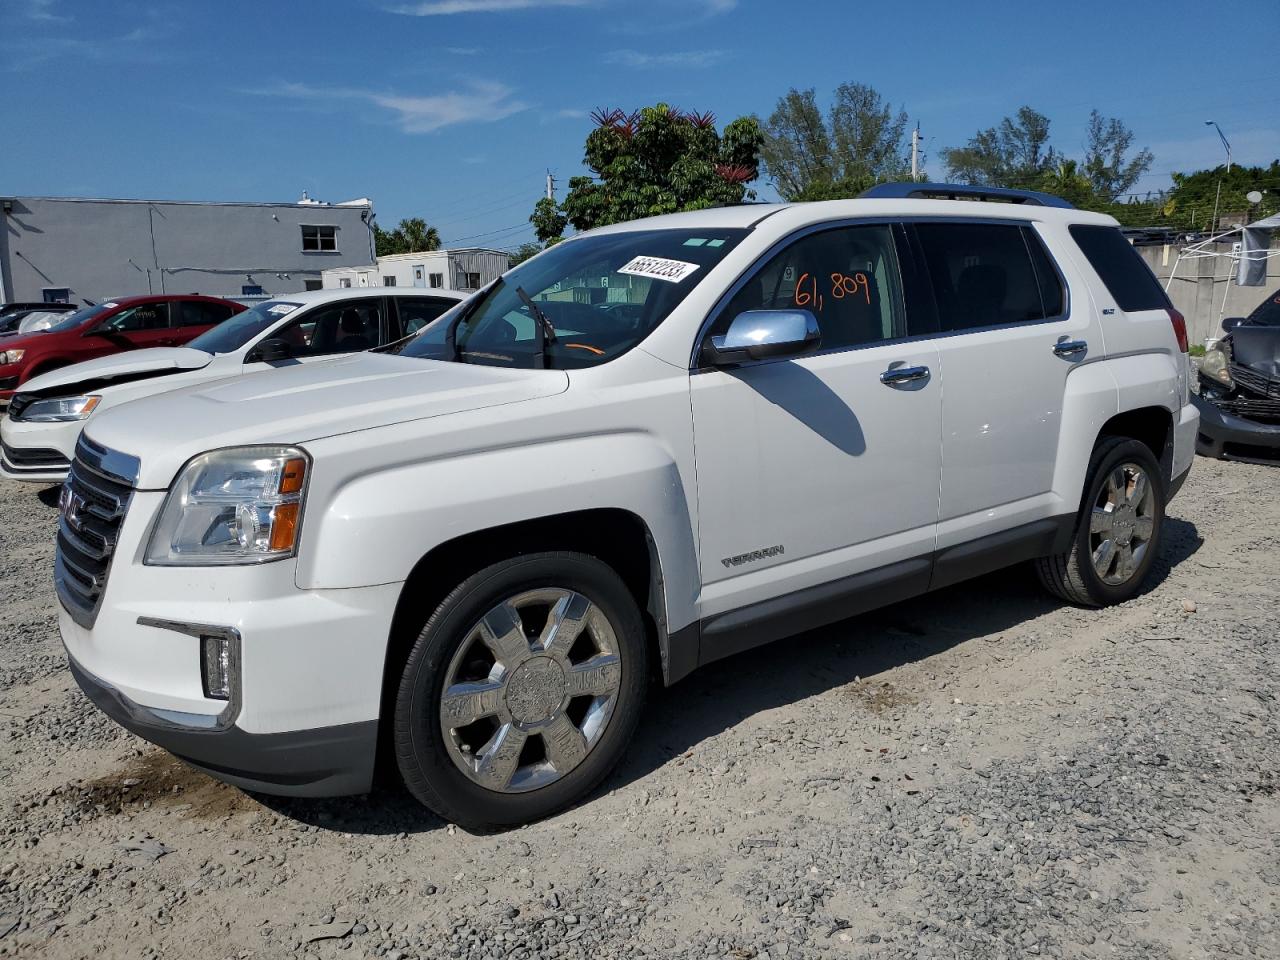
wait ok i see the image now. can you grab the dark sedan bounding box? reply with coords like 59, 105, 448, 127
1194, 291, 1280, 463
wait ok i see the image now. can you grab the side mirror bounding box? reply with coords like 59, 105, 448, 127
704, 309, 821, 366
248, 338, 292, 363
1220, 317, 1245, 333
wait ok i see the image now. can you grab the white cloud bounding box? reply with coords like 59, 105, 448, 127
603, 48, 726, 68
22, 0, 68, 21
388, 0, 590, 14
445, 46, 481, 55
246, 80, 528, 134
556, 107, 588, 118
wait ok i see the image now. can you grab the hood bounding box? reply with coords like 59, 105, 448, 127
1228, 326, 1280, 379
83, 352, 569, 488
20, 347, 213, 393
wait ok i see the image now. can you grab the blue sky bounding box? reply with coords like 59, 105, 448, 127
2, 0, 1277, 251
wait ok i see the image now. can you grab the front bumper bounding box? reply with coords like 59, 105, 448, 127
0, 415, 77, 483
68, 650, 378, 796
58, 486, 403, 796
1192, 393, 1280, 464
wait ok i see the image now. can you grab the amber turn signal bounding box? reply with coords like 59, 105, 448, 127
269, 502, 300, 552
279, 457, 307, 494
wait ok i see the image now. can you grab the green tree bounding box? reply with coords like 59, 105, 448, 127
536, 104, 764, 234
942, 106, 1056, 186
530, 197, 568, 245
759, 83, 909, 201
374, 217, 441, 256
1083, 110, 1153, 200
508, 241, 544, 267
1162, 161, 1280, 231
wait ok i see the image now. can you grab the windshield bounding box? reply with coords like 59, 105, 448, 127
188, 300, 302, 354
397, 227, 748, 369
44, 303, 112, 333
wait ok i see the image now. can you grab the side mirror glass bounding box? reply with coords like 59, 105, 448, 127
1220, 317, 1245, 333
705, 309, 821, 365
249, 338, 292, 363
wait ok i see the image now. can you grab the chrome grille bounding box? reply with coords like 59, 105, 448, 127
54, 438, 138, 629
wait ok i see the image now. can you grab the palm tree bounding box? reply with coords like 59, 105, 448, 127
398, 218, 441, 253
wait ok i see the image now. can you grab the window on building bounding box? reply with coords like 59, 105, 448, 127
242, 285, 264, 297
42, 288, 71, 303
913, 222, 1064, 331
429, 273, 444, 289
301, 225, 338, 252
339, 278, 352, 288
464, 272, 482, 289
383, 276, 397, 286
304, 279, 323, 291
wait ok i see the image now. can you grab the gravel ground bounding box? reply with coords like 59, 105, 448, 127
1, 457, 1278, 960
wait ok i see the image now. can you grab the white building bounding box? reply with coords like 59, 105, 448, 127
322, 248, 509, 294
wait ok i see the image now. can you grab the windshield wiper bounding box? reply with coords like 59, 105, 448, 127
516, 285, 556, 370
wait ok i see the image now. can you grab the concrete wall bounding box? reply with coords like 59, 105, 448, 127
1138, 242, 1280, 347
0, 197, 375, 305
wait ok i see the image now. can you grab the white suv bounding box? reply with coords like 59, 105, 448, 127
56, 185, 1198, 828
1, 288, 463, 483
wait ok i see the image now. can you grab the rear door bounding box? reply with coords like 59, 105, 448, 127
909, 219, 1100, 575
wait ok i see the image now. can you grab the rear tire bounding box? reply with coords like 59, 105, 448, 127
1036, 437, 1165, 607
393, 551, 648, 829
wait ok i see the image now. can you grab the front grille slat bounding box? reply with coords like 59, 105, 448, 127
54, 448, 134, 629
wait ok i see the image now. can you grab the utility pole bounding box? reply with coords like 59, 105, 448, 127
546, 170, 557, 201
910, 124, 921, 182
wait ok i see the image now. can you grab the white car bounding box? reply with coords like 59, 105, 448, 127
1, 287, 464, 482
56, 184, 1197, 828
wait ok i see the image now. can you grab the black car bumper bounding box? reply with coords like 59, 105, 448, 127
67, 653, 378, 797
1192, 393, 1280, 464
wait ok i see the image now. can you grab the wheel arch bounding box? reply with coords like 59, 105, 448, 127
376, 507, 680, 770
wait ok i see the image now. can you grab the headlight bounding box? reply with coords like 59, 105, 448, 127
14, 395, 100, 422
1200, 344, 1233, 387
0, 349, 25, 365
145, 446, 309, 566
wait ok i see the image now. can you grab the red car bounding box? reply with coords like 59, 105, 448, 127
0, 295, 246, 401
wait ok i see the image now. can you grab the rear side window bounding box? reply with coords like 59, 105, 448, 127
1069, 224, 1170, 312
178, 301, 237, 327
914, 222, 1063, 332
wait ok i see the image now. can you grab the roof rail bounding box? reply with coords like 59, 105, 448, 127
859, 181, 1075, 209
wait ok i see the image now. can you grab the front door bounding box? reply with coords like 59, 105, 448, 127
690, 222, 942, 631
908, 220, 1100, 557
413, 265, 426, 288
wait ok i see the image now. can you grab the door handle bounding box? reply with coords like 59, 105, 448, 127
880, 364, 931, 386
1053, 339, 1088, 358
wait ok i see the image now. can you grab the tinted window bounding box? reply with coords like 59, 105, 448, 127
100, 302, 170, 332
178, 301, 236, 327
1069, 224, 1170, 312
1245, 292, 1280, 326
711, 224, 906, 351
1024, 228, 1066, 317
396, 297, 456, 337
915, 222, 1051, 331
273, 299, 382, 357
190, 301, 302, 354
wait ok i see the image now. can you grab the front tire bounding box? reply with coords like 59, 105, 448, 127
1036, 437, 1165, 607
393, 551, 648, 828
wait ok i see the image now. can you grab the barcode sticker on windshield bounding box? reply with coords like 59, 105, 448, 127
268, 304, 298, 315
618, 256, 701, 284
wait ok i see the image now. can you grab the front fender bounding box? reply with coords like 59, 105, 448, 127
295, 431, 700, 634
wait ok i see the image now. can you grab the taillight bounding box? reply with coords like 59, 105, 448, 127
1167, 307, 1189, 353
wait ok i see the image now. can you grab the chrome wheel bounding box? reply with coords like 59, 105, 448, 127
438, 588, 623, 794
1089, 461, 1156, 586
